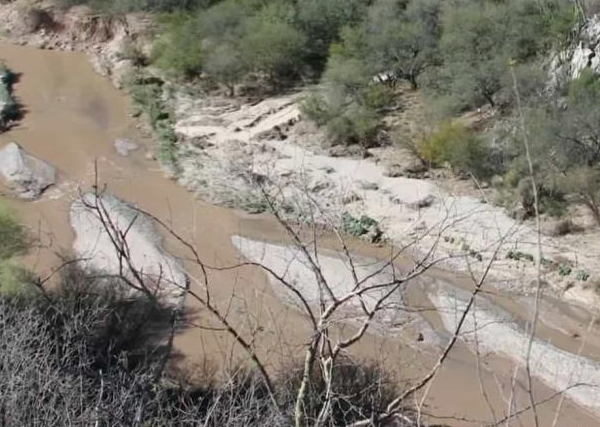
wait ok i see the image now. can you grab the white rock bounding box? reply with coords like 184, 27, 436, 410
70, 193, 186, 305
551, 15, 600, 84
0, 142, 56, 199
114, 138, 138, 156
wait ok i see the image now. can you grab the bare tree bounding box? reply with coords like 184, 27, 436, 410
36, 167, 594, 427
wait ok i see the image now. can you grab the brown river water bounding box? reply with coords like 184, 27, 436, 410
1, 42, 600, 426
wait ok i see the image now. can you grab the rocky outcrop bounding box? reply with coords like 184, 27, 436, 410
551, 15, 600, 85
0, 142, 56, 199
0, 2, 151, 88
70, 193, 186, 305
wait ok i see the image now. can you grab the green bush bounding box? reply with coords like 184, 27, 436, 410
156, 121, 179, 168
506, 250, 534, 262
301, 36, 389, 147
150, 12, 203, 78
341, 213, 382, 242
518, 179, 568, 218
567, 68, 600, 102
301, 90, 384, 147
0, 61, 18, 130
300, 92, 331, 126
577, 269, 591, 282
240, 16, 308, 83
418, 122, 491, 178
295, 0, 368, 72
0, 262, 35, 299
0, 204, 33, 299
558, 263, 573, 277
129, 78, 179, 170
0, 204, 28, 261
434, 0, 577, 110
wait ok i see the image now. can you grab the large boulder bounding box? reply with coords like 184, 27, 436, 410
0, 142, 56, 200
70, 193, 186, 305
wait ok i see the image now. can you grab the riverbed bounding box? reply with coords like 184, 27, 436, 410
1, 42, 599, 427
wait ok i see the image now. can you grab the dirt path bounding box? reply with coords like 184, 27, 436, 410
1, 42, 600, 427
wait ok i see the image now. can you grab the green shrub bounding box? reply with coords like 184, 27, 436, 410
576, 269, 590, 282
558, 263, 573, 277
240, 17, 308, 83
341, 213, 382, 242
418, 122, 491, 178
128, 78, 179, 170
506, 249, 535, 262
156, 122, 178, 168
517, 179, 568, 218
150, 12, 203, 79
0, 61, 18, 129
0, 262, 35, 299
301, 90, 384, 147
300, 93, 331, 126
0, 204, 28, 260
568, 68, 600, 103
560, 167, 600, 226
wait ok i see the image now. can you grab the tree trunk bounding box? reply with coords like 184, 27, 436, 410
408, 74, 418, 90
227, 83, 235, 97
294, 341, 318, 427
583, 193, 600, 226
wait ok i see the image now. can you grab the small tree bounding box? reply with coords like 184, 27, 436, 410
418, 121, 492, 179
438, 2, 508, 109
241, 18, 308, 86
436, 0, 564, 110
367, 0, 441, 89
204, 43, 247, 96
151, 13, 204, 79
295, 0, 369, 71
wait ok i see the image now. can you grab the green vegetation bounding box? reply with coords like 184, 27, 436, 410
341, 213, 382, 242
0, 203, 33, 298
150, 12, 204, 78
0, 262, 35, 298
559, 263, 573, 277
432, 0, 573, 111
506, 250, 535, 263
55, 0, 600, 226
0, 203, 28, 261
0, 61, 18, 131
129, 77, 179, 170
418, 122, 492, 179
577, 269, 591, 282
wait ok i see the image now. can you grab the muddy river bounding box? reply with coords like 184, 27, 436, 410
1, 42, 600, 427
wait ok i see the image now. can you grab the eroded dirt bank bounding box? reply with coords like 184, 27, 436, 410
1, 36, 600, 427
